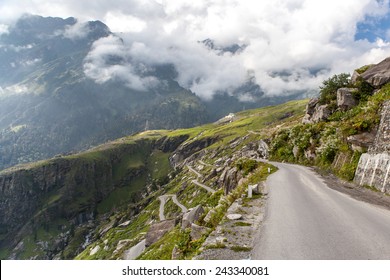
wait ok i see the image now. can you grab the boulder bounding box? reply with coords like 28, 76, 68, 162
90, 245, 100, 256
307, 98, 319, 114
351, 70, 361, 84
145, 219, 176, 247
347, 131, 376, 152
181, 205, 205, 229
203, 209, 216, 223
171, 246, 181, 260
227, 214, 242, 220
190, 223, 210, 240
337, 88, 358, 111
257, 140, 269, 159
218, 166, 241, 195
361, 57, 390, 88
311, 105, 331, 123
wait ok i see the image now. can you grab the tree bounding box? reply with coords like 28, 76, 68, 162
318, 73, 351, 105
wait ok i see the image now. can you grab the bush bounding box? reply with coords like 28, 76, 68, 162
236, 158, 258, 176
318, 73, 351, 105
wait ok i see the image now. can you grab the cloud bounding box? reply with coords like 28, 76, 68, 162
1, 0, 390, 99
83, 35, 160, 91
0, 24, 8, 34
62, 21, 90, 40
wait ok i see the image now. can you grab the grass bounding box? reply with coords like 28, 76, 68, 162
233, 222, 251, 227
230, 245, 252, 252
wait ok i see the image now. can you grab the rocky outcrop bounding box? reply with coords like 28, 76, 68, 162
361, 57, 390, 88
337, 88, 358, 111
170, 137, 220, 168
354, 153, 390, 192
354, 101, 390, 192
181, 205, 204, 229
218, 167, 243, 195
302, 99, 331, 124
311, 105, 331, 123
145, 219, 176, 247
347, 131, 376, 152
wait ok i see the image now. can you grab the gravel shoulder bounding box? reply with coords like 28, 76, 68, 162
317, 168, 390, 211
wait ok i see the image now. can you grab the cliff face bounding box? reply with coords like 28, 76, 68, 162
354, 101, 390, 192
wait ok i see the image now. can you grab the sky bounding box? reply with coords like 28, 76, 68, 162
1, 0, 390, 99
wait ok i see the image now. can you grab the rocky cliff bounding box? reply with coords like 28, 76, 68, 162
354, 100, 390, 192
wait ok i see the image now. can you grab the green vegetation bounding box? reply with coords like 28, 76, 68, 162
318, 73, 351, 105
230, 245, 252, 252
270, 72, 390, 180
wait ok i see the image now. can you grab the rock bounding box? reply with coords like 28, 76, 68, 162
293, 146, 299, 158
257, 140, 269, 159
182, 205, 205, 229
171, 246, 181, 260
306, 98, 319, 115
113, 239, 132, 255
361, 57, 390, 88
118, 220, 131, 227
337, 88, 358, 111
145, 220, 176, 247
190, 223, 210, 240
218, 166, 241, 195
90, 245, 100, 256
311, 105, 331, 123
302, 98, 330, 124
354, 153, 390, 192
99, 220, 115, 237
351, 70, 361, 84
305, 149, 316, 161
227, 214, 242, 220
347, 131, 376, 152
203, 209, 216, 223
122, 239, 146, 260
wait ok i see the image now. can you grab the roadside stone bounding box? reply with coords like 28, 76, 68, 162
227, 214, 242, 220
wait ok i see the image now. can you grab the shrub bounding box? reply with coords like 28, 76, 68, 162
318, 73, 351, 105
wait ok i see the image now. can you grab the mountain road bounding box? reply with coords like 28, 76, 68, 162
252, 162, 390, 259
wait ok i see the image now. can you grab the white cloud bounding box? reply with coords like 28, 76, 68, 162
104, 12, 147, 33
1, 0, 390, 99
83, 35, 159, 91
0, 24, 8, 34
62, 21, 90, 40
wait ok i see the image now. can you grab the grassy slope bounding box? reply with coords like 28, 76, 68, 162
75, 99, 306, 260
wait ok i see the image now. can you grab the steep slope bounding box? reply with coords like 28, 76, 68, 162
0, 99, 306, 259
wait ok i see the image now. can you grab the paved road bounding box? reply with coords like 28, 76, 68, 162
187, 165, 203, 178
192, 180, 216, 193
252, 162, 390, 259
158, 195, 188, 221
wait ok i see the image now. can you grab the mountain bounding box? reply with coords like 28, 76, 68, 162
0, 57, 389, 260
0, 15, 208, 170
0, 15, 300, 171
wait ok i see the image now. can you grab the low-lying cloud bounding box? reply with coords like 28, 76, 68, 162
1, 0, 390, 99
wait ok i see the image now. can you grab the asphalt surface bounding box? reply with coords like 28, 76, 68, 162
252, 162, 390, 259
